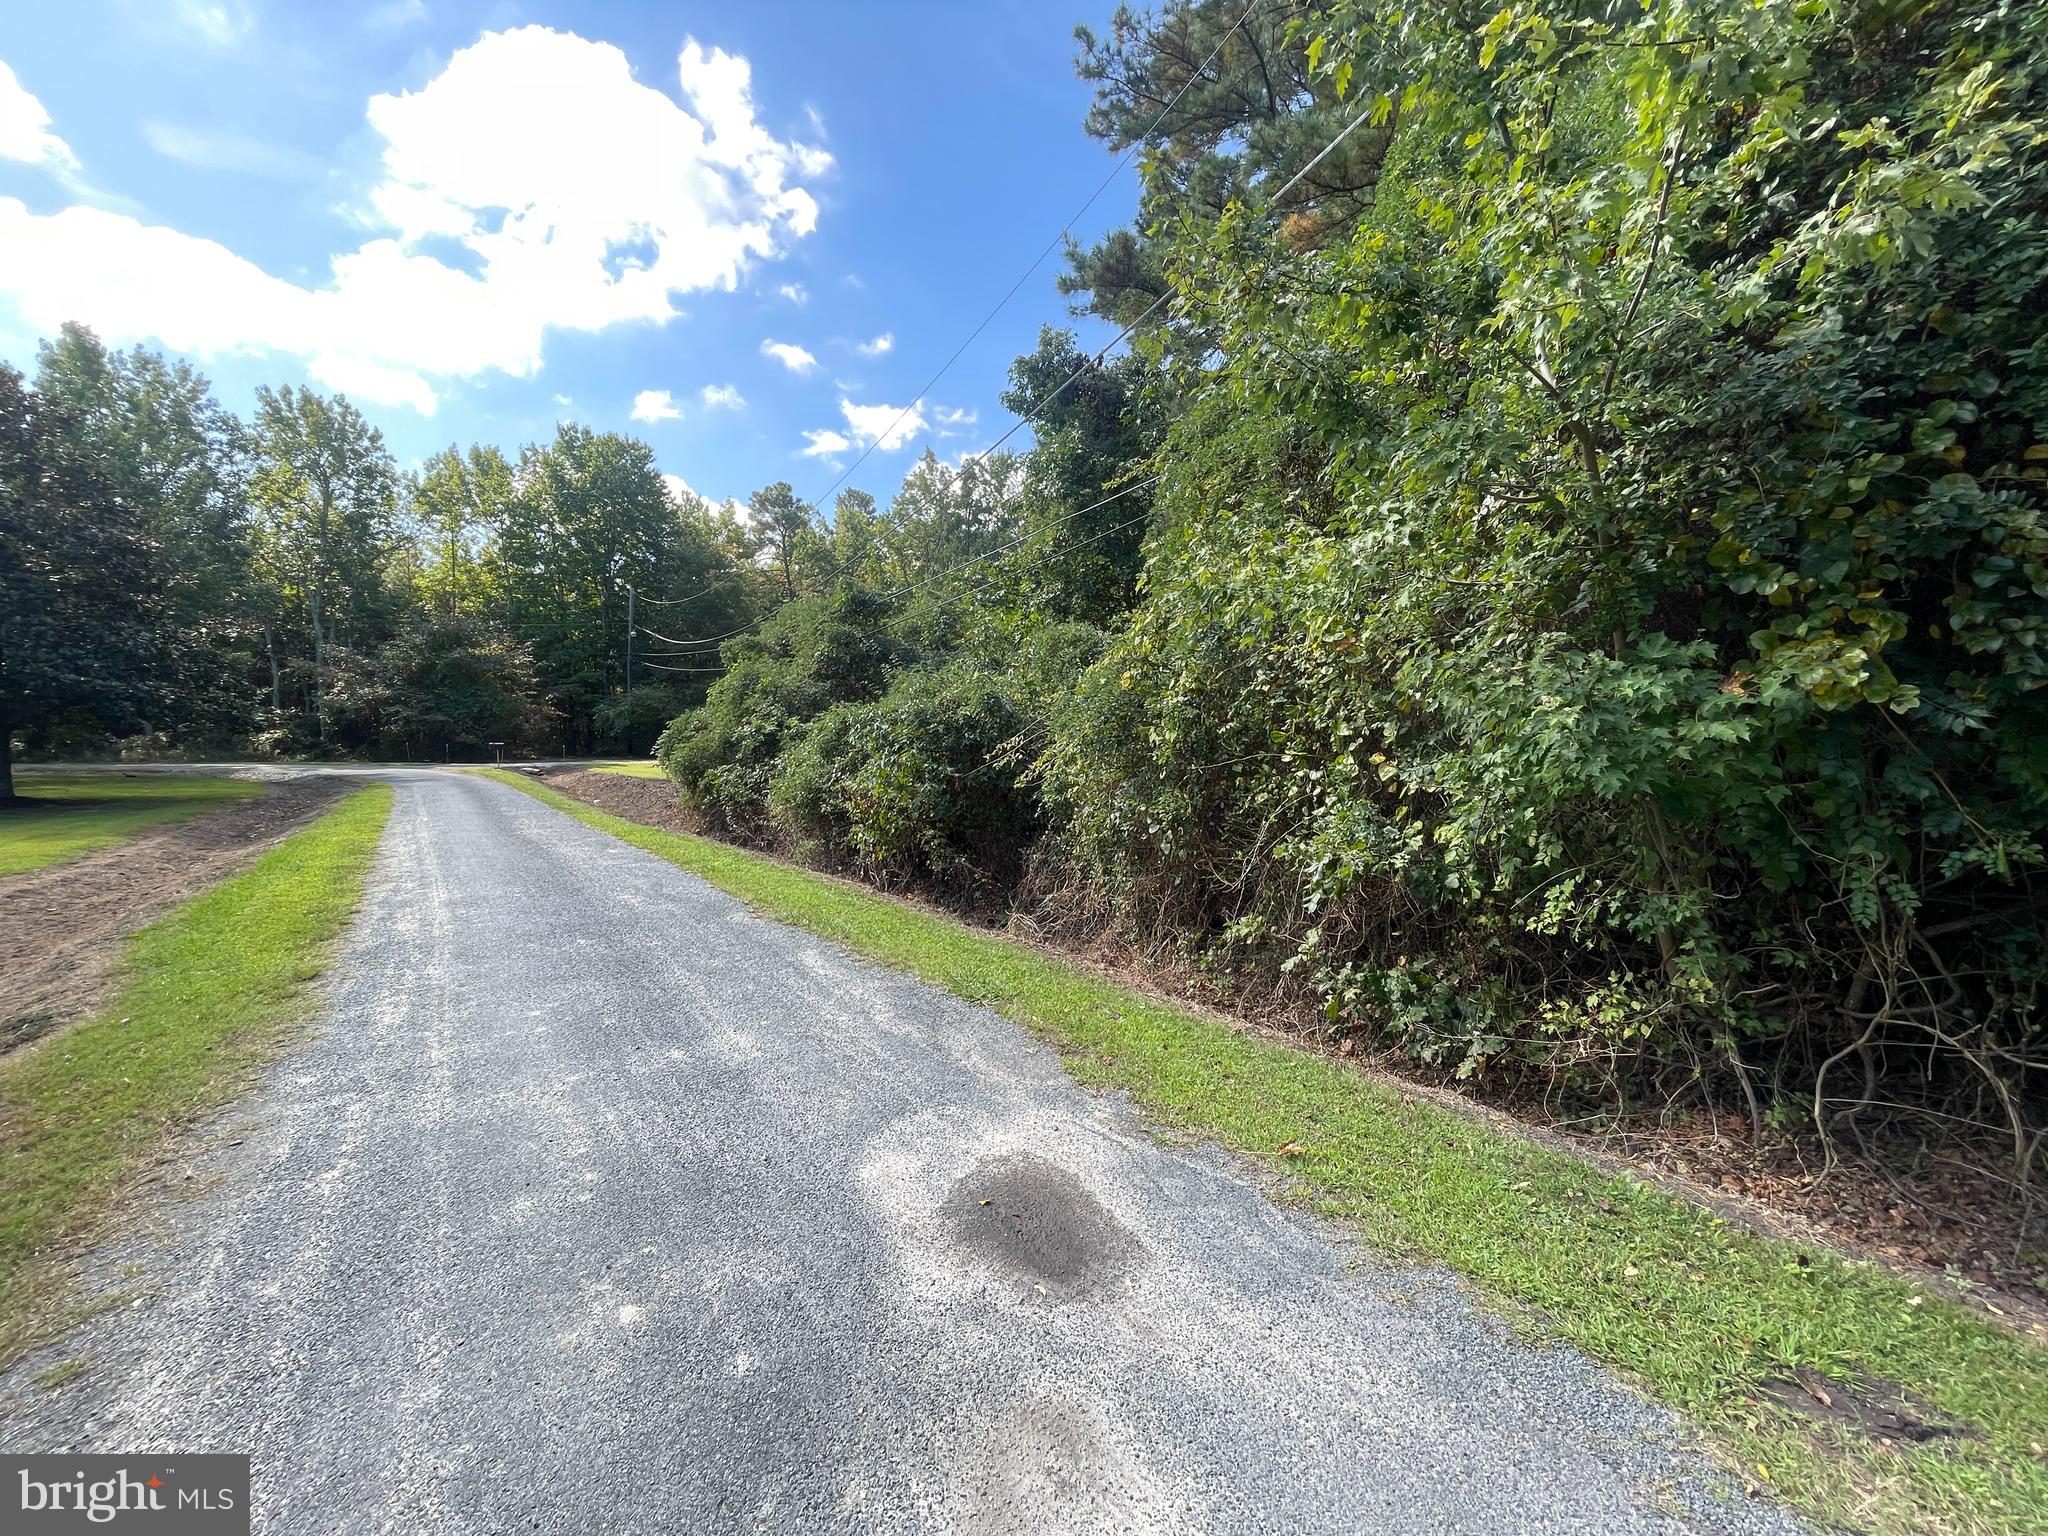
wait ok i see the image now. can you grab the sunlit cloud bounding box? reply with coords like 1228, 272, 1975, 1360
839, 397, 924, 450
855, 331, 892, 357
0, 26, 830, 413
631, 388, 681, 422
760, 339, 817, 374
0, 60, 78, 172
700, 382, 744, 409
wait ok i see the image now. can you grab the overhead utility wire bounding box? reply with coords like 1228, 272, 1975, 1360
629, 0, 1263, 617
794, 0, 1264, 514
643, 42, 1378, 669
642, 499, 1160, 679
631, 473, 1159, 652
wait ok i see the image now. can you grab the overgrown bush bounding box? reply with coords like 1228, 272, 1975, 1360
1041, 0, 2048, 1171
770, 662, 1039, 894
657, 586, 908, 837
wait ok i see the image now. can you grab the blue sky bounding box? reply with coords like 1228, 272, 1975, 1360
0, 0, 1135, 510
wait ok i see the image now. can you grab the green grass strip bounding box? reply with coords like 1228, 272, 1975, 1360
589, 762, 666, 779
487, 768, 2046, 1535
0, 772, 265, 877
0, 785, 393, 1366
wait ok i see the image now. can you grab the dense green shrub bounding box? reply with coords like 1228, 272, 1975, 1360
1041, 0, 2048, 1161
651, 0, 2046, 1182
770, 662, 1039, 892
656, 586, 909, 836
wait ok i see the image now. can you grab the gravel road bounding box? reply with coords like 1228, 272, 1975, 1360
1, 770, 1803, 1535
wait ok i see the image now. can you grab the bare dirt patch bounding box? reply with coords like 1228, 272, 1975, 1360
1757, 1368, 1963, 1445
944, 1153, 1144, 1299
535, 768, 698, 834
0, 775, 350, 1050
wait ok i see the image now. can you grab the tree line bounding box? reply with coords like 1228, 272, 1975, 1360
656, 0, 2048, 1192
4, 0, 2044, 1194
0, 323, 1032, 791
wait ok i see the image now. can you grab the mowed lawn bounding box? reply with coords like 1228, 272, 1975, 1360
592, 762, 666, 779
0, 772, 263, 877
0, 785, 393, 1367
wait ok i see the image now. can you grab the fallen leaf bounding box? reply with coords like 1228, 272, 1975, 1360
978, 1199, 991, 1207
1624, 1264, 1640, 1279
1276, 1141, 1305, 1157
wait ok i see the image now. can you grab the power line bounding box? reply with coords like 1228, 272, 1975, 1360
633, 472, 1160, 653
635, 65, 1375, 664
627, 0, 1265, 625
638, 494, 1166, 681
796, 0, 1266, 513
635, 569, 749, 607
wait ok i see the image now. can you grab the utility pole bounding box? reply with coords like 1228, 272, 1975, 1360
624, 583, 635, 695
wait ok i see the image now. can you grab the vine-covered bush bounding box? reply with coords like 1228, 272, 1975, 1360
1041, 0, 2048, 1161
656, 586, 907, 837
654, 0, 2045, 1182
771, 662, 1039, 892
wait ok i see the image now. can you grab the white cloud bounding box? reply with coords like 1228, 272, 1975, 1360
700, 382, 744, 409
760, 339, 817, 374
776, 281, 806, 305
0, 26, 828, 413
660, 471, 700, 503
933, 404, 977, 436
839, 397, 924, 450
631, 388, 681, 423
801, 428, 851, 459
141, 120, 316, 179
0, 60, 77, 171
855, 331, 892, 357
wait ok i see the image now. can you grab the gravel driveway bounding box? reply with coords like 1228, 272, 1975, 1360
0, 769, 1803, 1535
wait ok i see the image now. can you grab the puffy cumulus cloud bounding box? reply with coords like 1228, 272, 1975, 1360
839, 397, 924, 451
0, 60, 77, 171
0, 27, 829, 413
776, 281, 807, 305
932, 404, 977, 436
631, 388, 682, 422
660, 471, 702, 504
700, 382, 744, 409
854, 331, 892, 357
760, 339, 817, 374
800, 427, 851, 459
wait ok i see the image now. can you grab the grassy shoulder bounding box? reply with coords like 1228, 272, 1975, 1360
486, 768, 2046, 1536
0, 784, 393, 1367
590, 761, 665, 779
0, 771, 265, 878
